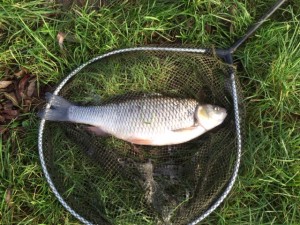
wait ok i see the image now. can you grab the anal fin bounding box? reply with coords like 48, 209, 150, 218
127, 138, 154, 145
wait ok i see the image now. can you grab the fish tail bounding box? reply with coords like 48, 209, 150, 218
38, 92, 72, 121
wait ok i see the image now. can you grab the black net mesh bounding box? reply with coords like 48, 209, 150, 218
42, 49, 244, 224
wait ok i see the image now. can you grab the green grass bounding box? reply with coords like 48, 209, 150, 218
1, 0, 300, 224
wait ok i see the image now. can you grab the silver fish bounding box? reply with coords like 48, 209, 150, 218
40, 93, 227, 146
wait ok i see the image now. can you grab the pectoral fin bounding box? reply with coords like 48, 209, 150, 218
172, 125, 198, 132
86, 126, 110, 136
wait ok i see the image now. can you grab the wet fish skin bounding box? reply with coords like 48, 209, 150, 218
39, 93, 227, 146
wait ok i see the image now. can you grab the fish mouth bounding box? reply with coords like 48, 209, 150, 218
213, 106, 227, 121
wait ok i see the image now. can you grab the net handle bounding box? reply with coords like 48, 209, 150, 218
229, 0, 287, 53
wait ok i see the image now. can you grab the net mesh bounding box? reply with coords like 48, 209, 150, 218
41, 49, 244, 225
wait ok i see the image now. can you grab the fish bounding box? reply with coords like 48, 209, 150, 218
39, 93, 227, 146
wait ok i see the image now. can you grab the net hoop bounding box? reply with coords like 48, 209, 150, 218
38, 46, 242, 225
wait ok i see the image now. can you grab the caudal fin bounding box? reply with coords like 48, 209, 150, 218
38, 93, 73, 122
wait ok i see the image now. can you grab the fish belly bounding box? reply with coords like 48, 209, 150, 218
117, 125, 207, 146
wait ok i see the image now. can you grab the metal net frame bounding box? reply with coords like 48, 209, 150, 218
38, 47, 242, 225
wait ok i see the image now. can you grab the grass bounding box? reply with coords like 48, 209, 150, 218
1, 0, 300, 224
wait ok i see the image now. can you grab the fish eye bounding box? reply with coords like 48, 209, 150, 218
213, 106, 220, 111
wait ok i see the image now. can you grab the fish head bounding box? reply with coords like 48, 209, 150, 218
196, 104, 227, 130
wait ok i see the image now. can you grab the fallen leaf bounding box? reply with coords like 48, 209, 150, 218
27, 78, 36, 97
3, 109, 19, 116
18, 74, 31, 98
4, 92, 19, 107
4, 80, 16, 93
5, 188, 12, 207
57, 32, 66, 50
14, 70, 23, 77
24, 99, 32, 105
3, 114, 18, 120
14, 68, 28, 77
5, 68, 10, 76
22, 99, 32, 113
0, 81, 13, 89
0, 114, 5, 123
3, 102, 13, 110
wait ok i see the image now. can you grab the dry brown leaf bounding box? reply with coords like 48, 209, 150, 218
3, 102, 13, 110
4, 114, 18, 120
0, 81, 13, 89
5, 188, 13, 207
18, 74, 31, 98
14, 70, 24, 77
14, 68, 28, 77
24, 99, 32, 105
23, 99, 32, 113
4, 81, 16, 93
57, 32, 66, 50
0, 114, 5, 123
27, 78, 36, 97
3, 109, 19, 116
5, 68, 10, 76
4, 92, 19, 106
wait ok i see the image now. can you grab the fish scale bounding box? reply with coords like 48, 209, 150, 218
68, 96, 197, 139
101, 97, 197, 134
